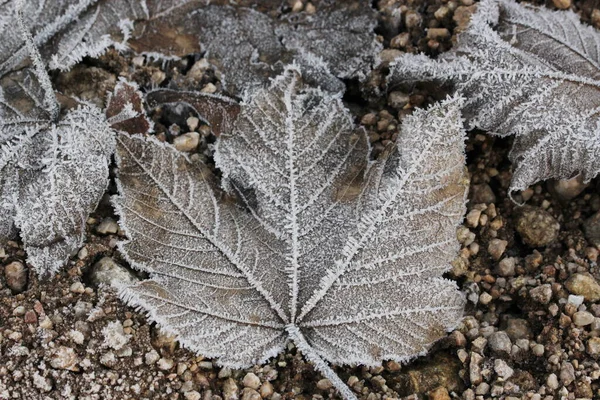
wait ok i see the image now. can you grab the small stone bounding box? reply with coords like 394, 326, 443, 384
583, 211, 600, 247
475, 382, 490, 395
488, 239, 508, 261
100, 352, 117, 368
496, 257, 516, 276
96, 218, 119, 235
530, 284, 552, 304
317, 379, 333, 390
466, 208, 483, 228
223, 378, 239, 400
488, 331, 512, 355
469, 352, 483, 385
70, 281, 85, 294
552, 0, 571, 9
89, 257, 138, 286
102, 321, 130, 350
184, 391, 201, 400
361, 113, 377, 126
405, 11, 422, 28
469, 183, 496, 204
428, 386, 451, 400
24, 310, 37, 324
259, 382, 274, 398
494, 359, 514, 379
573, 311, 595, 326
479, 292, 492, 305
560, 361, 575, 386
388, 91, 409, 109
157, 358, 174, 370
565, 273, 600, 301
587, 337, 600, 355
241, 388, 261, 400
427, 28, 450, 40
33, 372, 52, 392
532, 344, 544, 356
546, 373, 559, 390
551, 176, 587, 201
145, 350, 160, 365
50, 346, 79, 371
505, 319, 531, 340
4, 261, 27, 293
515, 207, 560, 247
242, 372, 260, 390
218, 367, 232, 379
186, 117, 200, 132
39, 316, 53, 329
390, 32, 410, 49
174, 131, 200, 152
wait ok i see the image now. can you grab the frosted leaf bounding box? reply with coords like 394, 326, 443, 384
0, 0, 192, 76
388, 0, 600, 192
114, 66, 467, 399
130, 1, 381, 95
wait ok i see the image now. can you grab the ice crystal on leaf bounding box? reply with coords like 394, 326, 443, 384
388, 0, 600, 193
114, 66, 467, 399
0, 2, 146, 276
130, 1, 381, 95
0, 0, 192, 76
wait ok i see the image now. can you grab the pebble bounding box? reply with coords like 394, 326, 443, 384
496, 257, 516, 276
70, 281, 85, 294
552, 0, 571, 9
488, 331, 512, 354
552, 176, 587, 201
241, 388, 261, 400
89, 257, 138, 286
100, 352, 117, 368
470, 183, 496, 204
96, 218, 119, 235
469, 352, 483, 385
583, 211, 600, 247
222, 378, 239, 400
157, 358, 174, 370
532, 344, 544, 356
565, 273, 600, 301
494, 359, 514, 379
33, 372, 52, 392
102, 321, 130, 350
515, 207, 560, 247
567, 294, 584, 306
587, 337, 600, 355
259, 382, 274, 398
174, 131, 200, 152
573, 311, 595, 326
50, 346, 79, 371
317, 378, 333, 390
4, 261, 27, 293
488, 239, 508, 261
242, 372, 260, 390
387, 91, 409, 109
559, 361, 575, 386
530, 284, 552, 304
428, 386, 451, 400
184, 391, 201, 400
145, 350, 160, 365
546, 373, 559, 390
505, 318, 531, 340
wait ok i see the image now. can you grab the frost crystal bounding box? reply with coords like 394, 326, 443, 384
388, 0, 600, 192
131, 1, 381, 95
114, 66, 467, 399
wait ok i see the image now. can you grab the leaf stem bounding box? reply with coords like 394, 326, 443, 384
286, 325, 357, 400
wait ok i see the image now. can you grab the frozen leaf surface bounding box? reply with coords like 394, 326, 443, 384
114, 66, 467, 399
388, 0, 600, 192
131, 1, 381, 95
0, 0, 192, 76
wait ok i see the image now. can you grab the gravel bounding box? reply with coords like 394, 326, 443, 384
2, 0, 600, 399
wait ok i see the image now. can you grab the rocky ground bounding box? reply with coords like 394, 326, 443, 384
2, 0, 600, 399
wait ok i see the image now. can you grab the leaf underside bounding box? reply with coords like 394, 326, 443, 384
114, 66, 467, 397
388, 0, 600, 192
